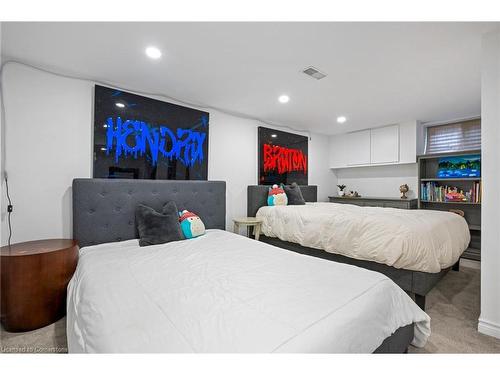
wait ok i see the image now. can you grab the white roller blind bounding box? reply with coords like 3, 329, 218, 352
425, 119, 481, 154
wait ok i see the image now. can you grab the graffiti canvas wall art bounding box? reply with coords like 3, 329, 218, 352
258, 126, 308, 185
93, 85, 209, 180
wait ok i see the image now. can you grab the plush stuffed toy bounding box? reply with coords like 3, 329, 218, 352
267, 184, 288, 206
179, 210, 206, 239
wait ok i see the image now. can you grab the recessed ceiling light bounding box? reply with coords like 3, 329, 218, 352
271, 134, 278, 138
145, 46, 162, 59
278, 95, 290, 104
336, 116, 347, 124
115, 102, 125, 108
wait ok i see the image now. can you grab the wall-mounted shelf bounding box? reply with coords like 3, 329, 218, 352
420, 200, 481, 206
420, 178, 481, 182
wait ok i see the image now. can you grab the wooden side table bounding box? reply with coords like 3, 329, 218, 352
233, 217, 263, 241
1, 239, 79, 332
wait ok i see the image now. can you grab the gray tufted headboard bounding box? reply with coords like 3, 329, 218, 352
73, 178, 226, 248
247, 185, 318, 217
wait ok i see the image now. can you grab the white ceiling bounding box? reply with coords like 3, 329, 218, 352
2, 22, 498, 134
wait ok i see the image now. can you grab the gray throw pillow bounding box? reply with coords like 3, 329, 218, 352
283, 182, 306, 205
135, 201, 184, 247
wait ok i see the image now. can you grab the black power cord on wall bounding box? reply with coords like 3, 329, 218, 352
4, 173, 13, 247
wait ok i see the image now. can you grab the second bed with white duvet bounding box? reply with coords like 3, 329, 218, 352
257, 202, 470, 273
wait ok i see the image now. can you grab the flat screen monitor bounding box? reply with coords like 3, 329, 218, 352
437, 154, 481, 178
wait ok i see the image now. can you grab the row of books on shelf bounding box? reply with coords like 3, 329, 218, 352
420, 181, 482, 203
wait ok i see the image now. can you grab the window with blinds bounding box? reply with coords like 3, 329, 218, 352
425, 119, 481, 154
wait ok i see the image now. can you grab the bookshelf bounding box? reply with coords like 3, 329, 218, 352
417, 149, 481, 261
420, 200, 481, 205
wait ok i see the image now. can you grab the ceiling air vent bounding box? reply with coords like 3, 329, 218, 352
302, 66, 327, 80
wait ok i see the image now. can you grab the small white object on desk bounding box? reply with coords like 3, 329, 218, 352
233, 217, 263, 241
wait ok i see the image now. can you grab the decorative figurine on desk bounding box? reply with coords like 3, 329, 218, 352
337, 184, 346, 197
346, 190, 361, 198
399, 184, 409, 199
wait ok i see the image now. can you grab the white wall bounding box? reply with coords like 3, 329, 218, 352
333, 163, 418, 199
479, 29, 500, 339
1, 63, 93, 244
308, 133, 337, 202
1, 63, 335, 244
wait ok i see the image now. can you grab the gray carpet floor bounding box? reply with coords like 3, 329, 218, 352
1, 317, 67, 353
1, 264, 499, 353
409, 265, 500, 353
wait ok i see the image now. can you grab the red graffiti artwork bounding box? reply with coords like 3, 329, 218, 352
263, 143, 307, 174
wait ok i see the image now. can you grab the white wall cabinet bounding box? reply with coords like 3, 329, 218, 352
329, 121, 417, 169
370, 125, 399, 164
346, 129, 371, 165
329, 131, 349, 168
399, 120, 418, 163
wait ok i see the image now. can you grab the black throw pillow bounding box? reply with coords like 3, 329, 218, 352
283, 182, 306, 205
135, 201, 184, 247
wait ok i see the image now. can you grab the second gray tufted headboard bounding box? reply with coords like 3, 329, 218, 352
73, 178, 226, 248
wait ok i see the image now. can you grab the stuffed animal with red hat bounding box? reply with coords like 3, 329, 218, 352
267, 184, 288, 206
179, 210, 206, 239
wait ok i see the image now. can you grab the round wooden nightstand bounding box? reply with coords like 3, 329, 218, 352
233, 217, 263, 241
0, 239, 79, 332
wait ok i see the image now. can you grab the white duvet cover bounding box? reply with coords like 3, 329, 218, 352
257, 202, 470, 273
67, 230, 430, 353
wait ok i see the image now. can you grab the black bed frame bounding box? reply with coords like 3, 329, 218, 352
374, 324, 414, 353
248, 185, 454, 311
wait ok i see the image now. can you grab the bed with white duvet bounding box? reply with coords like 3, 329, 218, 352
257, 202, 470, 273
67, 229, 430, 353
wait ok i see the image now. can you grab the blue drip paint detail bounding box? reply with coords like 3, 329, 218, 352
105, 116, 206, 167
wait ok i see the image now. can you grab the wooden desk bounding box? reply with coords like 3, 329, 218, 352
328, 196, 418, 209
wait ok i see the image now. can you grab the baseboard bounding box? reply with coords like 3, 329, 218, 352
478, 318, 500, 339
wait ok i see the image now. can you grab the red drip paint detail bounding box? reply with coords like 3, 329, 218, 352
263, 144, 307, 175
